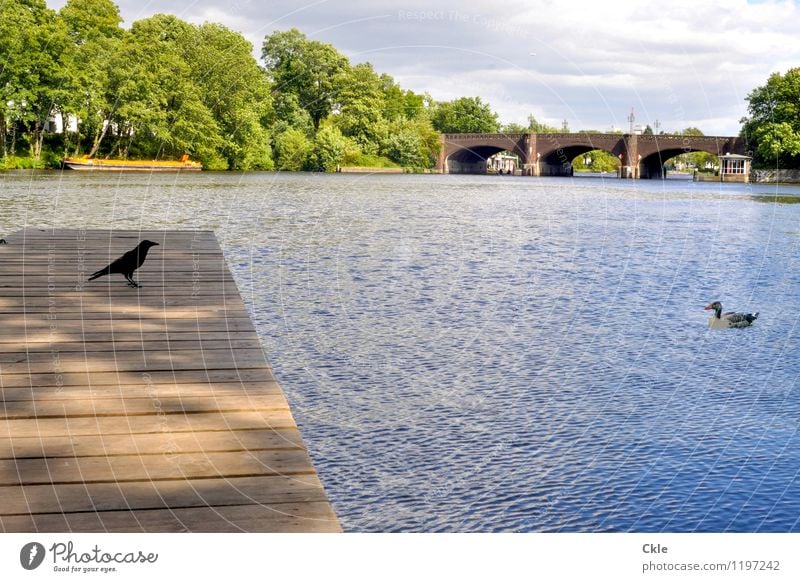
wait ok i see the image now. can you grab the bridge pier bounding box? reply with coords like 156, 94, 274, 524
618, 166, 639, 179
618, 134, 639, 179
538, 162, 574, 177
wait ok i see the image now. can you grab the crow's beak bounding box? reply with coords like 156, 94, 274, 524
153, 242, 159, 245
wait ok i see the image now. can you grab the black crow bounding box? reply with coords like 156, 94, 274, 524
88, 240, 159, 288
0, 239, 6, 244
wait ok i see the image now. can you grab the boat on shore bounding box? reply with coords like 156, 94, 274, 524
63, 155, 201, 172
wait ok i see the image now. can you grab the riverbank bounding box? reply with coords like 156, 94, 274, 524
751, 169, 800, 184
1, 155, 55, 170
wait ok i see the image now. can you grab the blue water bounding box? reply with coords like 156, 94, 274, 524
3, 171, 800, 531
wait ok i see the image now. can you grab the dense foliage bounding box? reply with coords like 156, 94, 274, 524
0, 1, 453, 170
740, 68, 800, 169
431, 97, 499, 134
262, 28, 442, 170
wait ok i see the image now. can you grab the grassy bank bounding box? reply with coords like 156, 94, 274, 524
1, 155, 60, 170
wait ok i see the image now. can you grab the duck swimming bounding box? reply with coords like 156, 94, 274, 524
704, 301, 759, 329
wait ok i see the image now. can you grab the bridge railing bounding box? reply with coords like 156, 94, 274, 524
442, 133, 526, 140
443, 132, 739, 141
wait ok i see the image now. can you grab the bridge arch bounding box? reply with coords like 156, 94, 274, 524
533, 133, 625, 177
446, 145, 519, 174
440, 133, 529, 174
639, 147, 716, 178
635, 135, 744, 179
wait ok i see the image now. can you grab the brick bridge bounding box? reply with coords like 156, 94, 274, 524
437, 133, 747, 178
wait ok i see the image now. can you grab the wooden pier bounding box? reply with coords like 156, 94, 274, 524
0, 229, 341, 532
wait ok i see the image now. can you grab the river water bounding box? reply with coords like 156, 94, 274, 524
3, 170, 800, 532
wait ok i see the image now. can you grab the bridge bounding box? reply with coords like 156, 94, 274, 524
437, 132, 747, 178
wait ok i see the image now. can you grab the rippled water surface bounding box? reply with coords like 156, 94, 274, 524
3, 170, 800, 532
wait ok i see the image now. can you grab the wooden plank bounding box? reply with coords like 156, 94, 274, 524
1, 367, 277, 388
0, 381, 283, 402
0, 410, 297, 438
0, 474, 331, 515
0, 502, 342, 533
0, 229, 339, 532
0, 296, 248, 307
0, 449, 317, 486
0, 393, 289, 419
0, 331, 262, 344
0, 348, 270, 374
4, 318, 258, 332
0, 428, 306, 459
0, 339, 265, 354
0, 308, 251, 319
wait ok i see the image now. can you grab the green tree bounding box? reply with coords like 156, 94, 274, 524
106, 15, 222, 162
309, 125, 346, 171
270, 93, 314, 136
573, 150, 619, 172
273, 127, 312, 170
335, 62, 385, 152
188, 23, 274, 169
0, 0, 72, 161
501, 122, 528, 133
431, 96, 499, 133
380, 73, 425, 121
380, 117, 440, 168
58, 0, 123, 157
262, 28, 349, 130
527, 115, 559, 133
741, 68, 800, 168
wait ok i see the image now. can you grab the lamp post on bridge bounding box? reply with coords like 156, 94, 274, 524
627, 108, 635, 135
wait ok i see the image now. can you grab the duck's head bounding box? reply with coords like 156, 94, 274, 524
704, 301, 723, 317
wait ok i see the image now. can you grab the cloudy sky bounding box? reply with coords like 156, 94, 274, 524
51, 0, 800, 135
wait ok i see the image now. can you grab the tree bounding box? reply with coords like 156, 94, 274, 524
309, 125, 346, 171
501, 122, 528, 133
573, 150, 619, 172
741, 68, 800, 168
380, 73, 425, 121
262, 28, 349, 130
680, 127, 704, 136
527, 115, 559, 133
431, 96, 499, 133
103, 15, 222, 162
187, 23, 274, 169
273, 127, 312, 170
380, 117, 440, 168
58, 0, 123, 157
0, 0, 72, 161
334, 62, 385, 151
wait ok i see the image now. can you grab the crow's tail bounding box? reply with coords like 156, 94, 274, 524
88, 267, 110, 281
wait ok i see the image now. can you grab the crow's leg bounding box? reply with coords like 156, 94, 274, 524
124, 274, 139, 288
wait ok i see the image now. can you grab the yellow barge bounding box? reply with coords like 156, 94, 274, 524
63, 155, 202, 172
